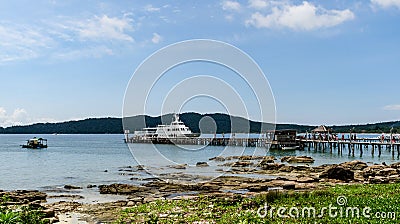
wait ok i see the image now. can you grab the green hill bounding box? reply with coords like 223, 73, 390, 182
0, 113, 399, 134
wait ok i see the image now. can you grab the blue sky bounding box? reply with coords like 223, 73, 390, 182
0, 0, 400, 126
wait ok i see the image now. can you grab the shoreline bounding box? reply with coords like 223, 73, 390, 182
2, 155, 400, 223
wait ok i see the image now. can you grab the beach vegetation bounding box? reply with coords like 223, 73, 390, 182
0, 196, 47, 224
116, 183, 400, 223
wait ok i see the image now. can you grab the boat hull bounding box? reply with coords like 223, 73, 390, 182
21, 145, 48, 149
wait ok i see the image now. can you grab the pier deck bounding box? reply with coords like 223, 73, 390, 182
298, 138, 400, 158
125, 136, 400, 158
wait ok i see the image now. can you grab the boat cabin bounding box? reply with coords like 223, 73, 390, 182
22, 137, 48, 149
270, 129, 299, 150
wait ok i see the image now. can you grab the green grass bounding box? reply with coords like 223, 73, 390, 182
116, 183, 400, 224
0, 195, 47, 224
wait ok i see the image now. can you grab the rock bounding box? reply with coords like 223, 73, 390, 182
369, 176, 389, 184
278, 165, 294, 172
128, 197, 143, 203
87, 184, 97, 188
232, 161, 254, 167
260, 156, 276, 165
340, 160, 368, 170
196, 162, 209, 167
104, 170, 108, 172
291, 165, 311, 171
169, 164, 187, 169
388, 175, 400, 183
362, 165, 385, 178
281, 156, 314, 163
247, 184, 269, 192
209, 156, 225, 162
143, 197, 159, 203
42, 208, 55, 218
390, 162, 400, 169
283, 184, 296, 190
260, 163, 283, 170
247, 180, 296, 192
137, 165, 145, 170
320, 166, 354, 181
297, 177, 318, 183
0, 190, 47, 205
99, 184, 146, 194
126, 201, 135, 206
64, 185, 82, 190
377, 168, 398, 176
225, 155, 264, 161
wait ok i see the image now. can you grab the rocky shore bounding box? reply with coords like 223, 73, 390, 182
2, 156, 400, 223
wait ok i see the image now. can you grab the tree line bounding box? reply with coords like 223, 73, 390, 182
1, 113, 399, 134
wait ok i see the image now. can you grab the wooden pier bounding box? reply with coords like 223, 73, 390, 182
125, 137, 273, 147
298, 138, 400, 158
125, 135, 400, 158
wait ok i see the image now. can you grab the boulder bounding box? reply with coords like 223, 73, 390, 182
196, 162, 209, 167
281, 156, 314, 163
209, 156, 225, 162
232, 161, 254, 167
340, 160, 368, 170
377, 168, 398, 176
169, 164, 187, 169
99, 184, 146, 194
362, 165, 385, 178
260, 156, 276, 165
0, 190, 47, 205
64, 185, 82, 190
297, 177, 318, 183
368, 176, 389, 184
390, 162, 400, 169
278, 165, 294, 172
261, 163, 284, 170
320, 166, 354, 181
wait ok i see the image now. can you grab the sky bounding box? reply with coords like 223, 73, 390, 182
0, 0, 400, 127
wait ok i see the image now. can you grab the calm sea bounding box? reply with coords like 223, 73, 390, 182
0, 134, 399, 191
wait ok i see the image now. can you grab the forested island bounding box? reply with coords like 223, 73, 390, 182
0, 112, 399, 134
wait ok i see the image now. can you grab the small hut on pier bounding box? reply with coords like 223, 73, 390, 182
312, 125, 331, 133
312, 125, 332, 140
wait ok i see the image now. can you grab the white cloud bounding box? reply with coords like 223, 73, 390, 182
248, 0, 268, 9
0, 23, 53, 63
222, 1, 241, 11
151, 33, 162, 44
371, 0, 400, 9
383, 104, 400, 111
246, 1, 355, 31
53, 46, 114, 60
144, 4, 161, 12
0, 107, 30, 127
76, 15, 134, 42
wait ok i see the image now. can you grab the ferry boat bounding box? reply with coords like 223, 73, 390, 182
133, 114, 200, 143
21, 137, 48, 149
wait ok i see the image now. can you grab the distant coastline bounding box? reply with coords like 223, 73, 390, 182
1, 112, 399, 134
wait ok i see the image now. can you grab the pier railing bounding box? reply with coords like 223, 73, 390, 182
125, 135, 400, 158
298, 138, 400, 158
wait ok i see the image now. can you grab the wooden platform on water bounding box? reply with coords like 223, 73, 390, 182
126, 136, 400, 157
298, 138, 400, 158
126, 137, 273, 147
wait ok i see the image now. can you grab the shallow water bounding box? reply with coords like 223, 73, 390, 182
0, 134, 399, 191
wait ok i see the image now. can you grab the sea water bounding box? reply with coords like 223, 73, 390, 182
0, 134, 399, 191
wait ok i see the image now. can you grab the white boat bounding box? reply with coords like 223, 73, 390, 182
133, 114, 199, 141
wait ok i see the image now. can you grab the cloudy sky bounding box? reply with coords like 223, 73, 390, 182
0, 0, 399, 126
